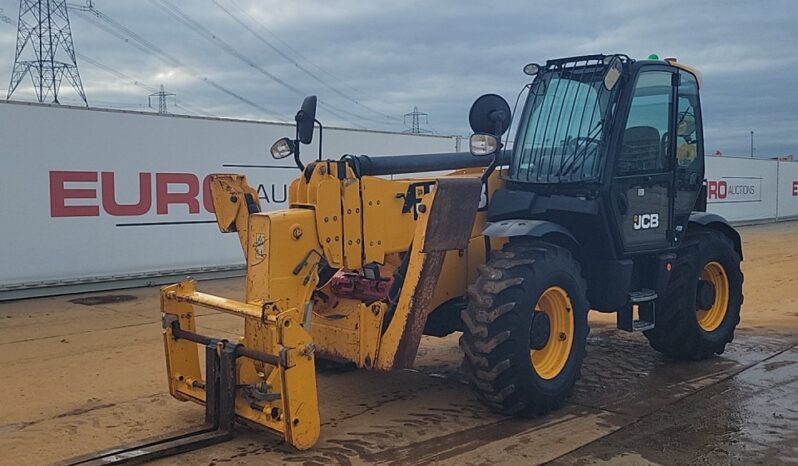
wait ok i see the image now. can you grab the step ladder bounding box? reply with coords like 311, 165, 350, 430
617, 289, 656, 332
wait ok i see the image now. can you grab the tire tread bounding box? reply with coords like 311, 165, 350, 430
460, 240, 589, 416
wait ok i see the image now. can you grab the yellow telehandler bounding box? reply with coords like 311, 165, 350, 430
67, 54, 743, 465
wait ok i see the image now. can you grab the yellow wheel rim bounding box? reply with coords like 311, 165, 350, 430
530, 286, 574, 380
697, 261, 729, 332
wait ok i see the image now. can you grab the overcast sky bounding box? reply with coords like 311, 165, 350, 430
1, 0, 796, 157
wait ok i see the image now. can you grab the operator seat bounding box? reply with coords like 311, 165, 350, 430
619, 126, 661, 172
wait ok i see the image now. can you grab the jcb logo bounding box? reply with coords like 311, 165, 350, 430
633, 213, 659, 230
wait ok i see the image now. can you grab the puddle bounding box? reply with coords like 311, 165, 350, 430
69, 295, 137, 306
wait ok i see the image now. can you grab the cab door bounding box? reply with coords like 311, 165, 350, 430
611, 69, 675, 253
672, 71, 704, 244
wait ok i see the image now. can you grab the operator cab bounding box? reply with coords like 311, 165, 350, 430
472, 54, 707, 314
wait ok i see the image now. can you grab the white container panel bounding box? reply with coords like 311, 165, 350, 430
0, 101, 458, 291
776, 160, 798, 220
704, 156, 778, 222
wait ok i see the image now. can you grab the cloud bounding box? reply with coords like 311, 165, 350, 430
0, 0, 796, 156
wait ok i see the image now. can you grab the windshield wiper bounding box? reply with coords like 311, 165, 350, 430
555, 119, 603, 178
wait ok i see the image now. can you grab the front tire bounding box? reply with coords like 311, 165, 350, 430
644, 229, 743, 359
460, 240, 589, 416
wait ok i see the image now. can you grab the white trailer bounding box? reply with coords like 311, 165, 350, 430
0, 100, 462, 299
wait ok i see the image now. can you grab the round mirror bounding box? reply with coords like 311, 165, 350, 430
469, 93, 511, 136
296, 95, 317, 145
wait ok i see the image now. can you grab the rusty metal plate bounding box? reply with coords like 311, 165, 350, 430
391, 250, 447, 369
422, 177, 482, 253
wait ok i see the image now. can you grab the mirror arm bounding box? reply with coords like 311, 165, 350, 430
481, 143, 503, 184
493, 117, 503, 138
478, 113, 506, 183
293, 151, 305, 171
314, 118, 323, 161
293, 125, 304, 170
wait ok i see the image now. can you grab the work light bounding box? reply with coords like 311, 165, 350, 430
270, 137, 295, 159
470, 133, 498, 157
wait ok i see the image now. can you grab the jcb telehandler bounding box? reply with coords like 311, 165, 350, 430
69, 54, 743, 464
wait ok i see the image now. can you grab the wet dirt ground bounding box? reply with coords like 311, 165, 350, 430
1, 221, 796, 465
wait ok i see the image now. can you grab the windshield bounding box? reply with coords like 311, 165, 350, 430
510, 57, 622, 183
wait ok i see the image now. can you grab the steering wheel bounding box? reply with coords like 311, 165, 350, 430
558, 137, 600, 176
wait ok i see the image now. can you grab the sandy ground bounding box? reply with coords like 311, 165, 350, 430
1, 221, 796, 466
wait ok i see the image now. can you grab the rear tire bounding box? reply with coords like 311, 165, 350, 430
644, 229, 743, 360
460, 240, 589, 416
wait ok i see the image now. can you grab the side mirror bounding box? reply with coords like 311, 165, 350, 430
271, 137, 295, 159
296, 95, 317, 145
603, 55, 623, 91
470, 133, 499, 157
469, 93, 511, 137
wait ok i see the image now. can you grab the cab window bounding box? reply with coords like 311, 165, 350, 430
676, 73, 700, 167
617, 71, 673, 175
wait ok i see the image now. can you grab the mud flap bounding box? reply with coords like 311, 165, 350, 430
378, 177, 483, 369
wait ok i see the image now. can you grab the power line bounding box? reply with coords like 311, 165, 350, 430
0, 7, 15, 24
211, 0, 400, 123
226, 1, 345, 84
70, 3, 285, 120
4, 2, 396, 127
3, 18, 212, 116
58, 96, 145, 108
32, 5, 213, 116
173, 102, 208, 116
75, 52, 156, 93
2, 11, 186, 113
149, 0, 370, 128
74, 52, 213, 116
225, 0, 389, 109
74, 10, 160, 58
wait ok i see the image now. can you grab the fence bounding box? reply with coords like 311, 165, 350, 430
0, 101, 460, 299
1, 101, 796, 299
705, 156, 798, 223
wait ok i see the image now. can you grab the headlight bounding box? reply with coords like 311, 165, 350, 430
523, 63, 540, 76
270, 137, 295, 159
470, 133, 499, 157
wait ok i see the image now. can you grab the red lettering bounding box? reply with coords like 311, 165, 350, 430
707, 180, 728, 200
793, 180, 798, 196
202, 174, 215, 213
156, 173, 200, 215
50, 171, 99, 217
101, 172, 152, 216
